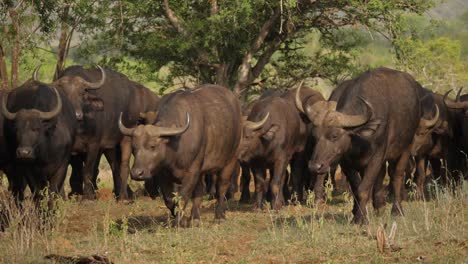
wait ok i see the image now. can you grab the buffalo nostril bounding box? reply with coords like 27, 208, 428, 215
309, 163, 323, 172
16, 148, 33, 158
76, 112, 83, 121
131, 168, 145, 178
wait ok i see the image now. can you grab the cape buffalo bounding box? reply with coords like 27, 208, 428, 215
296, 68, 421, 224
119, 85, 241, 226
1, 75, 77, 204
50, 65, 160, 200
283, 85, 326, 203
238, 90, 307, 210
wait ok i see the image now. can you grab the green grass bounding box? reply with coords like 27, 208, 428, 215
0, 173, 466, 263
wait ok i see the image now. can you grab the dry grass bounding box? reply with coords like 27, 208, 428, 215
0, 171, 466, 264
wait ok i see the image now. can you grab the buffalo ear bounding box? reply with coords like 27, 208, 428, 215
355, 119, 381, 137
433, 121, 448, 135
83, 92, 104, 111
262, 124, 279, 141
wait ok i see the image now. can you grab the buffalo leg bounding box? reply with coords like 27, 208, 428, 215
415, 156, 427, 200
144, 176, 159, 199
342, 163, 360, 216
239, 163, 251, 203
252, 165, 267, 210
215, 158, 238, 221
69, 155, 84, 196
6, 166, 26, 203
208, 174, 217, 199
83, 148, 100, 200
291, 154, 305, 202
174, 171, 202, 227
391, 151, 411, 216
270, 158, 288, 210
313, 173, 326, 204
372, 165, 387, 213
282, 170, 291, 204
354, 155, 384, 224
118, 136, 133, 200
48, 162, 69, 209
190, 180, 204, 226
159, 174, 177, 217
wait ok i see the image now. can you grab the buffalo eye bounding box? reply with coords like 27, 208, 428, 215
149, 144, 157, 151
330, 132, 340, 141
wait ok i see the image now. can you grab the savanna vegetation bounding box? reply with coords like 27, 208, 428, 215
0, 0, 467, 263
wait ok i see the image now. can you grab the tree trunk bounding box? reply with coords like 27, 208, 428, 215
54, 6, 70, 80
0, 40, 9, 90
233, 8, 280, 96
9, 8, 20, 89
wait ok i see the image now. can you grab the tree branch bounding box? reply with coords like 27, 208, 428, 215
234, 7, 281, 95
251, 37, 283, 79
162, 0, 213, 66
162, 0, 187, 35
0, 40, 9, 90
210, 0, 218, 16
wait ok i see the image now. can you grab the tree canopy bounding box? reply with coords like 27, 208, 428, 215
2, 0, 466, 97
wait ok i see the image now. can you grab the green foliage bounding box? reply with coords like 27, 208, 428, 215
72, 0, 436, 94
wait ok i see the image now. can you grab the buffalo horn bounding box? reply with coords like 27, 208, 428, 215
119, 112, 136, 136
149, 112, 191, 137
331, 97, 373, 128
294, 81, 305, 113
81, 65, 106, 89
0, 92, 16, 120
245, 112, 270, 131
37, 88, 62, 120
443, 90, 467, 109
422, 105, 440, 128
33, 65, 42, 81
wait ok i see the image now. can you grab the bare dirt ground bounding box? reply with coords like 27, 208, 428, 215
0, 169, 466, 264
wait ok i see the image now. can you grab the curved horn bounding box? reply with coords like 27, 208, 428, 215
245, 112, 270, 131
81, 65, 106, 90
149, 112, 190, 137
295, 81, 305, 113
119, 112, 136, 136
422, 104, 440, 128
0, 92, 16, 120
456, 87, 463, 101
38, 87, 62, 120
443, 90, 467, 109
33, 65, 42, 81
330, 97, 373, 128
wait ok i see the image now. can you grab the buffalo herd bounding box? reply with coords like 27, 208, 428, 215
0, 66, 466, 226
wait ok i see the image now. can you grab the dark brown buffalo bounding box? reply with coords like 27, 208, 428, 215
238, 90, 307, 210
238, 91, 278, 203
119, 85, 241, 226
296, 68, 421, 224
407, 88, 446, 199
1, 78, 77, 203
137, 111, 162, 199
283, 86, 326, 203
50, 65, 160, 200
0, 92, 24, 201
442, 89, 468, 181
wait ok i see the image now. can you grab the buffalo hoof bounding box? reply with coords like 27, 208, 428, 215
314, 197, 325, 206
391, 204, 404, 217
214, 218, 226, 225
173, 216, 190, 228
352, 215, 369, 225
83, 193, 96, 200
239, 193, 250, 204
191, 219, 201, 227
83, 187, 96, 200
271, 202, 283, 211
